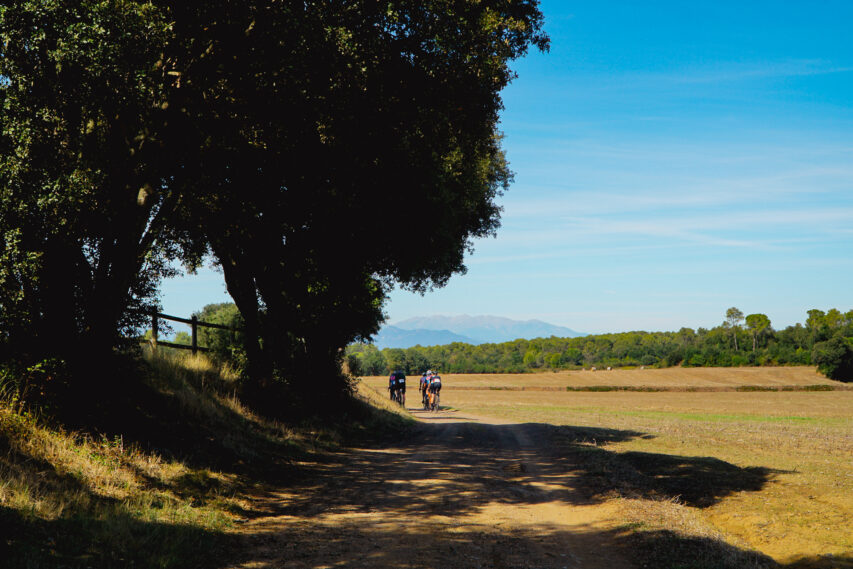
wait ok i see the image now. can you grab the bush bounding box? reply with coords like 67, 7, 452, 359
812, 337, 853, 382
345, 354, 362, 377
193, 304, 247, 370
731, 355, 749, 366
640, 354, 658, 366
685, 354, 705, 367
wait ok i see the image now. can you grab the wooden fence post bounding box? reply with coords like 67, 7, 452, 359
191, 315, 198, 355
152, 313, 159, 350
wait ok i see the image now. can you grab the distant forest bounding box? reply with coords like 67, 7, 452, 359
346, 308, 853, 381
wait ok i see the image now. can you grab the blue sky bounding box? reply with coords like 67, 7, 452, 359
161, 0, 853, 334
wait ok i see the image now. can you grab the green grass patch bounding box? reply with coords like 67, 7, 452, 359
738, 384, 837, 392
798, 384, 835, 391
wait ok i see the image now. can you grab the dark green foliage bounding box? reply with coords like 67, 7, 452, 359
348, 344, 389, 376
0, 1, 548, 410
0, 1, 181, 374
193, 303, 246, 367
162, 0, 548, 405
347, 308, 853, 379
812, 336, 853, 382
173, 332, 191, 346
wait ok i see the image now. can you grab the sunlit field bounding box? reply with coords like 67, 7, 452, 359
364, 366, 838, 391
362, 368, 853, 566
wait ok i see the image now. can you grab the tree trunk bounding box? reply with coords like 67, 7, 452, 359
39, 239, 86, 359
212, 240, 269, 393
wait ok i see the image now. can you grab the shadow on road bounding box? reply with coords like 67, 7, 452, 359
227, 521, 852, 569
223, 413, 800, 569
262, 418, 782, 518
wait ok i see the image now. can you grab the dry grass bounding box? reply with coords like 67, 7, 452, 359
0, 351, 415, 568
0, 351, 299, 568
428, 389, 853, 421
616, 495, 778, 568
373, 369, 853, 567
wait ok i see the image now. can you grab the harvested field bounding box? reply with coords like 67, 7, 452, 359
364, 366, 841, 392
362, 368, 853, 567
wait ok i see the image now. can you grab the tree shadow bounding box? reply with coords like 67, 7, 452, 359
544, 424, 785, 507
50, 362, 320, 486
622, 529, 852, 569
0, 505, 237, 569
259, 419, 783, 522
223, 514, 852, 569
783, 555, 853, 569
610, 450, 773, 507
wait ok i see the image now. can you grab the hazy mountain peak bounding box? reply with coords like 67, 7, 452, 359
386, 314, 585, 346
371, 325, 476, 350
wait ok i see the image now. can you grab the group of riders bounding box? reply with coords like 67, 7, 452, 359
388, 369, 442, 411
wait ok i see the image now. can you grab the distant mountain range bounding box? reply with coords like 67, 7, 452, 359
371, 315, 585, 349
371, 325, 475, 349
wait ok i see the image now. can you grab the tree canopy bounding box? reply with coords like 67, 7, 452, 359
0, 1, 182, 374
0, 1, 548, 406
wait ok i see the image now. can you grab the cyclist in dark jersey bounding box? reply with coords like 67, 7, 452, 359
388, 372, 397, 401
428, 374, 442, 396
396, 372, 406, 405
428, 373, 442, 409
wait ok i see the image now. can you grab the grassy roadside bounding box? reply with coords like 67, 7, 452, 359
0, 350, 412, 568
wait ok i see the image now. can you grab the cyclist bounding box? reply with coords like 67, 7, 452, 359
388, 371, 398, 401
428, 373, 442, 410
419, 371, 430, 408
396, 371, 406, 406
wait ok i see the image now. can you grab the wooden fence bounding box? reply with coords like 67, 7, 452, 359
144, 312, 243, 355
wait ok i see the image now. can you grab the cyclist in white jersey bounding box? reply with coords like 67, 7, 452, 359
428, 373, 442, 408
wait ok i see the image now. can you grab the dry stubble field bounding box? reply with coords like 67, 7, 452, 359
365, 367, 853, 567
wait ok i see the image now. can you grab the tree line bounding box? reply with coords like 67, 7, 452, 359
0, 2, 547, 413
346, 307, 853, 382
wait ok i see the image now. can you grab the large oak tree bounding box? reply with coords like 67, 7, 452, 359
0, 1, 547, 404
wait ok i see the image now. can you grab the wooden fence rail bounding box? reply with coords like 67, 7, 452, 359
144, 312, 244, 355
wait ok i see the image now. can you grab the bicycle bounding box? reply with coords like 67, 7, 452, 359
429, 390, 440, 412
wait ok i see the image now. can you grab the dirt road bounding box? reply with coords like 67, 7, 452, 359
227, 407, 634, 569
